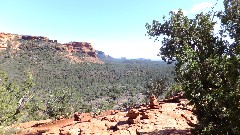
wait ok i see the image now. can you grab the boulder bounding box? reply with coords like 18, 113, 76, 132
74, 112, 92, 122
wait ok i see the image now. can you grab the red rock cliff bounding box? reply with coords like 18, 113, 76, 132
63, 42, 97, 58
0, 32, 102, 63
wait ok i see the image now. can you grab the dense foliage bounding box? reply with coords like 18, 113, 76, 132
146, 0, 240, 134
0, 71, 35, 126
0, 39, 175, 126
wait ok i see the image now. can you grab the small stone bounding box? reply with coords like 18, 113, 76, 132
73, 112, 92, 122
128, 116, 141, 124
126, 109, 139, 119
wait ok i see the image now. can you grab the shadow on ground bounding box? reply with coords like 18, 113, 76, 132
137, 128, 192, 135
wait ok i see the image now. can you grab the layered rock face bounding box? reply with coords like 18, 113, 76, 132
10, 95, 197, 135
63, 42, 97, 58
0, 32, 102, 64
0, 32, 21, 50
0, 32, 56, 51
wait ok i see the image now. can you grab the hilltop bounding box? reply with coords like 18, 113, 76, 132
0, 32, 103, 64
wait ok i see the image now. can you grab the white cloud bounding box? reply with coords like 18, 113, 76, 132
189, 2, 212, 13
92, 38, 161, 60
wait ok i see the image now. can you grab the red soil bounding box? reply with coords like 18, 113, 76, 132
9, 95, 197, 135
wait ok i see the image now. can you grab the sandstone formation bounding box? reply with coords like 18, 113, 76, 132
21, 35, 50, 42
9, 95, 197, 135
63, 42, 97, 58
0, 32, 21, 50
0, 32, 103, 64
0, 32, 56, 50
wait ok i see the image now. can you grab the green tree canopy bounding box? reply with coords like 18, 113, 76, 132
146, 0, 240, 134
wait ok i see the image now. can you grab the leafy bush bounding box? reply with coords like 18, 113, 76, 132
44, 88, 72, 118
0, 71, 35, 126
165, 84, 182, 98
145, 77, 169, 99
0, 127, 22, 135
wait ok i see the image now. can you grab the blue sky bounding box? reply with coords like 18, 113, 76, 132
0, 0, 223, 60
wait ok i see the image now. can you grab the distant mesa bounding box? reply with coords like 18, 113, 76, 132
21, 34, 58, 43
96, 50, 113, 60
0, 32, 22, 50
0, 32, 103, 64
96, 50, 105, 55
121, 57, 126, 60
0, 32, 58, 50
137, 58, 151, 61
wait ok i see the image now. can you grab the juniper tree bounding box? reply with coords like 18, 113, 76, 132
146, 0, 240, 134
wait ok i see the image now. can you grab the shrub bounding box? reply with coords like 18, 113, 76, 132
0, 71, 35, 126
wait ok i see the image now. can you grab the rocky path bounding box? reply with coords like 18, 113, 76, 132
9, 95, 196, 135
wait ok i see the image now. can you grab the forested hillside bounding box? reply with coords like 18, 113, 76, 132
0, 38, 175, 125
